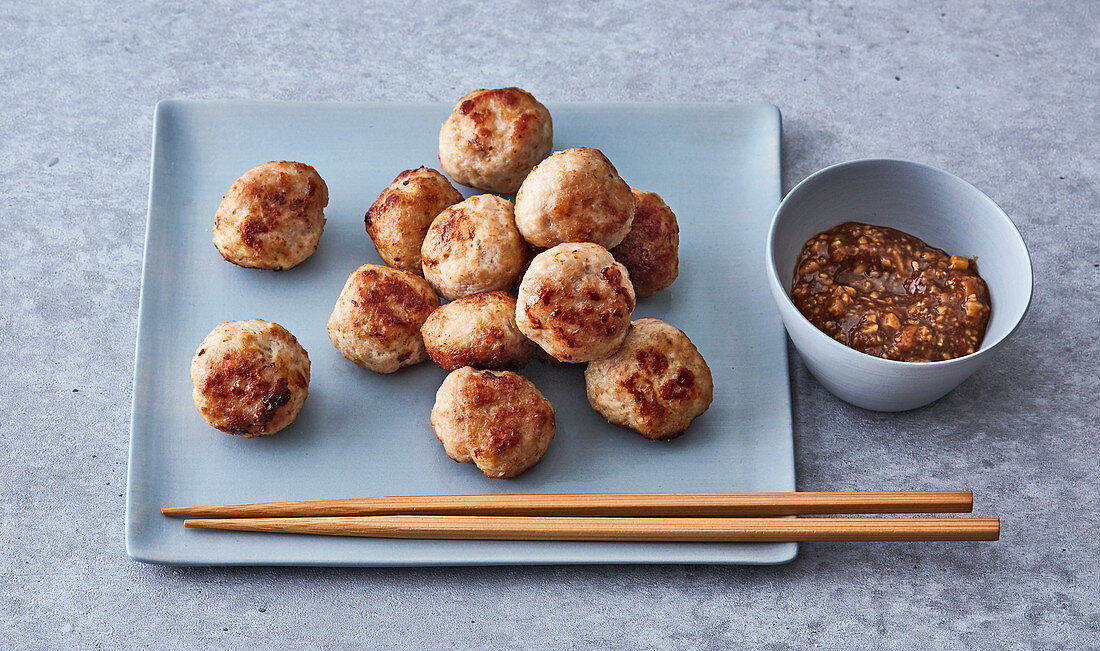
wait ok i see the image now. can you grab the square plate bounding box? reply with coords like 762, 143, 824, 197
126, 100, 794, 565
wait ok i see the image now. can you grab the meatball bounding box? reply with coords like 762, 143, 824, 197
327, 264, 440, 374
611, 189, 679, 298
515, 242, 636, 363
513, 147, 634, 249
190, 319, 310, 438
431, 367, 555, 478
365, 166, 464, 275
585, 318, 713, 440
421, 291, 533, 371
420, 194, 529, 300
213, 161, 328, 270
438, 87, 553, 193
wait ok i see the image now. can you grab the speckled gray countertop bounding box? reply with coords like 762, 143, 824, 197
2, 1, 1097, 647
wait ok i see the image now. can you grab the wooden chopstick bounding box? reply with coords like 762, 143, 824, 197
183, 515, 1000, 542
162, 491, 973, 518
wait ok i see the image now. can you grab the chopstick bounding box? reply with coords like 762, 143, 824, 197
162, 491, 973, 518
183, 515, 1000, 542
168, 492, 997, 543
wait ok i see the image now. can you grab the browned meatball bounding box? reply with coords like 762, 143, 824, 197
366, 167, 464, 274
611, 189, 679, 298
438, 87, 553, 193
213, 161, 329, 270
431, 367, 555, 478
515, 243, 636, 363
421, 292, 533, 371
585, 318, 713, 440
514, 148, 634, 249
190, 319, 310, 438
420, 194, 529, 300
327, 264, 440, 374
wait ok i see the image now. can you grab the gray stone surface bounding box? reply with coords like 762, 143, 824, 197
1, 0, 1097, 647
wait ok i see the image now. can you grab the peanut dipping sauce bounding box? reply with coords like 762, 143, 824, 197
790, 222, 991, 362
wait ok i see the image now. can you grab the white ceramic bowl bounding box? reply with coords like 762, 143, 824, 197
765, 159, 1032, 411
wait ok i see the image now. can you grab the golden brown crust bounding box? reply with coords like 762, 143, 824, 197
365, 167, 464, 274
431, 368, 555, 478
190, 319, 310, 438
421, 292, 533, 371
213, 161, 329, 270
514, 147, 635, 249
421, 194, 529, 300
611, 189, 679, 298
327, 264, 440, 374
515, 243, 636, 363
438, 87, 553, 193
584, 318, 713, 440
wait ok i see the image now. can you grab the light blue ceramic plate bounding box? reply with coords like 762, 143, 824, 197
126, 100, 794, 565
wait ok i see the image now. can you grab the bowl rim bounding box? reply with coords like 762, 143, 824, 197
765, 157, 1034, 369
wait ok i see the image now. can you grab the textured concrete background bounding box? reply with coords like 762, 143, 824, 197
2, 0, 1098, 647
